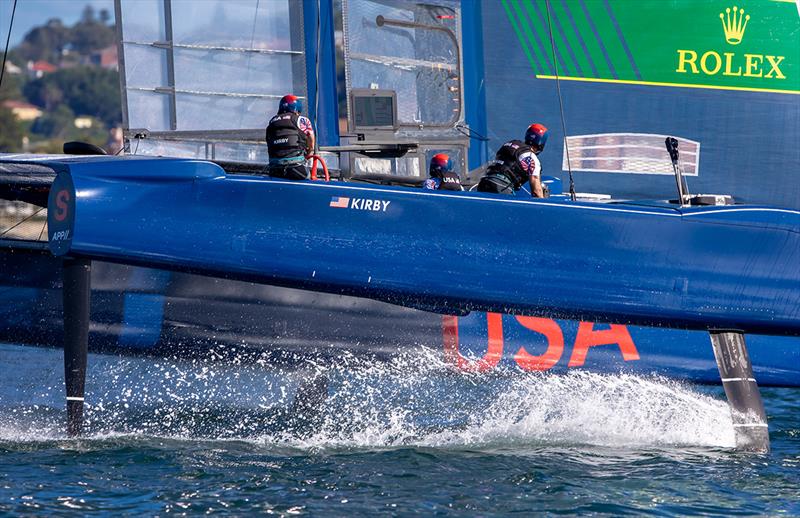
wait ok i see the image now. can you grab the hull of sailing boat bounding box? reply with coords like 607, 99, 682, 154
0, 155, 797, 386
0, 231, 798, 386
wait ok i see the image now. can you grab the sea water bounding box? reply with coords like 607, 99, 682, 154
1, 342, 798, 515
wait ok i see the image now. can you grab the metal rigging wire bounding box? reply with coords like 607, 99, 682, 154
544, 0, 576, 201
0, 206, 45, 238
0, 1, 45, 240
0, 0, 19, 93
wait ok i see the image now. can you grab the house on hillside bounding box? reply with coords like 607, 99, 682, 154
74, 116, 94, 129
89, 45, 118, 70
27, 60, 57, 79
3, 61, 22, 75
1, 100, 43, 121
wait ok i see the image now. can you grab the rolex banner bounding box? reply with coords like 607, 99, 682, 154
478, 0, 800, 209
500, 0, 799, 95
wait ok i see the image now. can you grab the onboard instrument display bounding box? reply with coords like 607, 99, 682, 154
351, 89, 398, 131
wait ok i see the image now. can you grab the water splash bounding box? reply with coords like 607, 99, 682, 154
268, 353, 735, 450
0, 344, 735, 450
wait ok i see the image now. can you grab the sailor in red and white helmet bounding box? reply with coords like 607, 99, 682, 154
265, 94, 316, 180
477, 123, 548, 197
423, 153, 463, 191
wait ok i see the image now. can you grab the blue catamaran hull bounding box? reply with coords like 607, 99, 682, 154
2, 154, 798, 386
1, 245, 798, 386
45, 156, 799, 335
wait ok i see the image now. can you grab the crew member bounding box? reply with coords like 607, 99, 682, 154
266, 94, 315, 180
423, 153, 463, 191
477, 123, 549, 197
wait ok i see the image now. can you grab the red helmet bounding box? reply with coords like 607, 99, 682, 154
525, 123, 549, 150
429, 153, 453, 178
278, 94, 303, 114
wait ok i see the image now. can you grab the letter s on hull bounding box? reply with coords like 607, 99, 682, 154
54, 190, 70, 222
47, 172, 76, 256
513, 316, 564, 370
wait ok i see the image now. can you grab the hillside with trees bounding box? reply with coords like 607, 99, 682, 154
0, 5, 121, 153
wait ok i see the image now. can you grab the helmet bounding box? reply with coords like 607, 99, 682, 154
429, 153, 453, 178
278, 94, 303, 114
524, 123, 549, 150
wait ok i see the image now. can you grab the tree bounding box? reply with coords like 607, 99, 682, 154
14, 19, 71, 63
0, 106, 24, 152
22, 76, 62, 110
13, 10, 116, 64
81, 5, 96, 23
30, 103, 75, 139
24, 66, 121, 126
4, 49, 24, 70
0, 69, 24, 102
71, 18, 115, 55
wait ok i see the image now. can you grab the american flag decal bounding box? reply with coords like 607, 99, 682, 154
298, 116, 313, 134
520, 155, 534, 172
329, 196, 350, 208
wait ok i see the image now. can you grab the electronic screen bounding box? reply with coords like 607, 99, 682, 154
352, 91, 396, 129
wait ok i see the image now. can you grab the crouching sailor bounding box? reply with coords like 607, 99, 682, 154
423, 153, 463, 191
266, 94, 315, 180
477, 123, 548, 197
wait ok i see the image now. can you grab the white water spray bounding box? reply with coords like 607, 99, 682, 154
0, 344, 735, 449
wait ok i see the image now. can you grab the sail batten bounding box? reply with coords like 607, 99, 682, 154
122, 41, 304, 56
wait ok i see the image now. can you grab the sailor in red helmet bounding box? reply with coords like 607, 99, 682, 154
265, 94, 316, 180
423, 153, 463, 191
477, 123, 548, 197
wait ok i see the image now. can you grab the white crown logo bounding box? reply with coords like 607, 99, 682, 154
719, 6, 750, 45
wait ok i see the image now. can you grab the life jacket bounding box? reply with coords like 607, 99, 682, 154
476, 174, 515, 194
484, 161, 516, 188
266, 112, 308, 160
485, 139, 531, 189
436, 170, 463, 191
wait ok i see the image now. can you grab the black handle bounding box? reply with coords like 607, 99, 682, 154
665, 137, 680, 165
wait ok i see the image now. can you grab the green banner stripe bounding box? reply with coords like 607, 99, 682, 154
501, 0, 542, 75
538, 0, 585, 76
550, 0, 597, 77
574, 0, 618, 79
602, 0, 641, 79
510, 0, 552, 72
521, 0, 577, 76
579, 0, 637, 79
512, 0, 556, 75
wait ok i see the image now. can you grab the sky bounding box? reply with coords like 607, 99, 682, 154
1, 0, 115, 50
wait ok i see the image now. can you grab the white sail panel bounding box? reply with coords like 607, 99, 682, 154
126, 91, 171, 132
117, 0, 306, 140
171, 0, 295, 50
119, 0, 166, 42
172, 49, 298, 98
174, 94, 273, 132
123, 46, 168, 89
